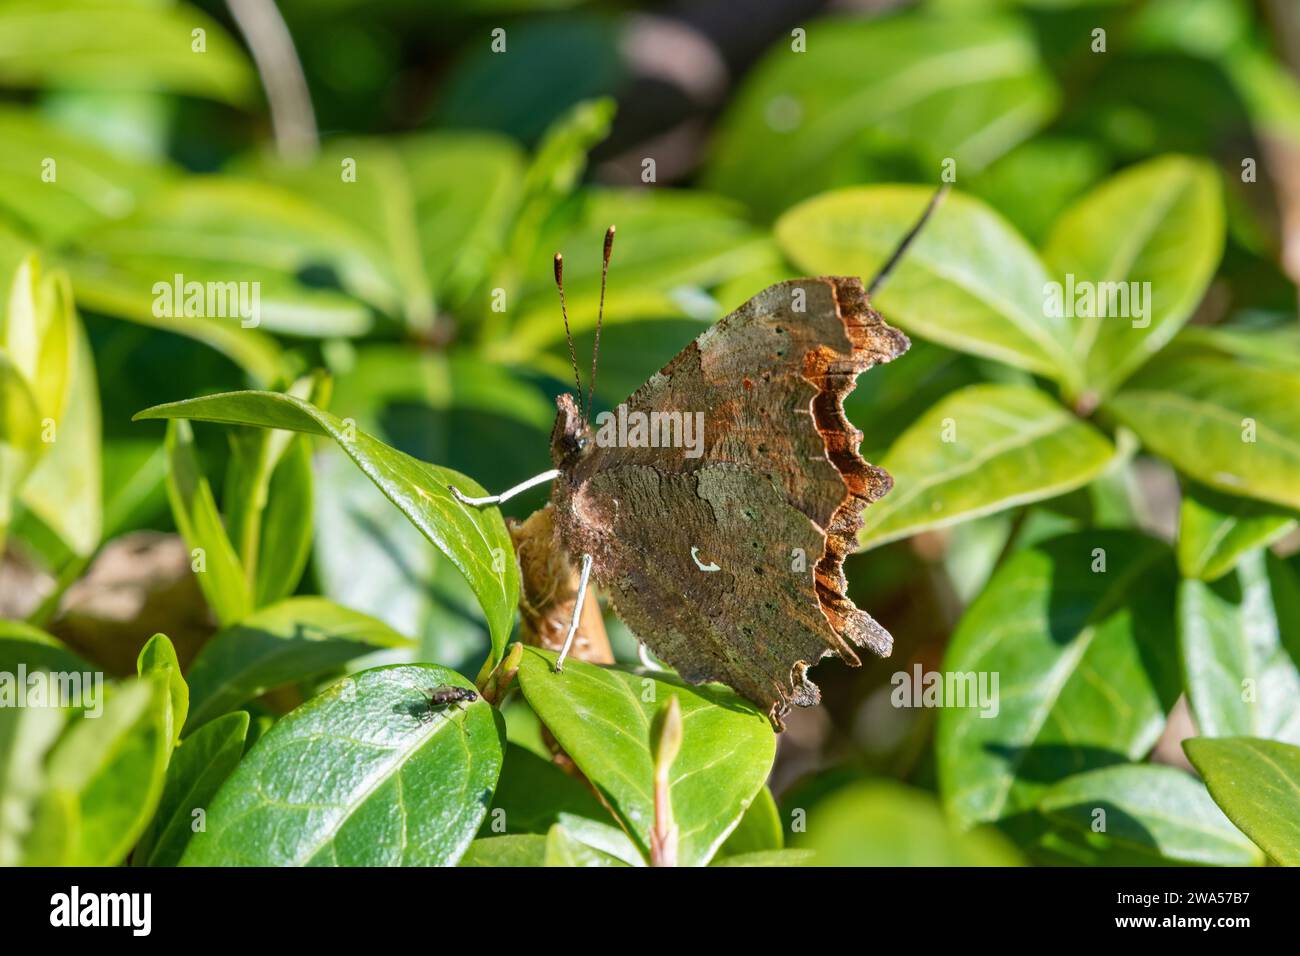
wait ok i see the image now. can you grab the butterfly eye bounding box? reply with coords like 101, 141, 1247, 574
576, 436, 589, 450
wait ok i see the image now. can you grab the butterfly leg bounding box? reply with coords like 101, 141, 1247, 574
449, 468, 560, 507
638, 642, 664, 671
555, 552, 593, 672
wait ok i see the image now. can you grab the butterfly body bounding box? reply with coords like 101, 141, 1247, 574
546, 276, 908, 728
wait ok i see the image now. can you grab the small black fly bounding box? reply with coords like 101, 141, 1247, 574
416, 685, 478, 723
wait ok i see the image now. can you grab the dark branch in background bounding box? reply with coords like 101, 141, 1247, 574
226, 0, 319, 162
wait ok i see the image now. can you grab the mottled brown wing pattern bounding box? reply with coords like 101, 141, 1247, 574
549, 276, 909, 728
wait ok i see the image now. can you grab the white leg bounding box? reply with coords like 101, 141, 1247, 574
449, 468, 559, 507
637, 641, 663, 671
556, 553, 593, 672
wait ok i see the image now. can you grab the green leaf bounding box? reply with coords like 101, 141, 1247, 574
542, 817, 641, 867
164, 419, 252, 627
860, 383, 1117, 548
137, 632, 188, 747
136, 390, 521, 664
936, 531, 1181, 828
0, 704, 65, 866
0, 353, 40, 550
1043, 156, 1224, 399
222, 374, 322, 608
484, 743, 610, 836
499, 188, 772, 363
516, 646, 775, 867
706, 14, 1056, 219
181, 665, 504, 866
712, 849, 814, 867
46, 674, 171, 866
1179, 550, 1300, 744
68, 177, 402, 338
1178, 481, 1297, 582
791, 780, 1022, 866
459, 834, 547, 867
1039, 764, 1263, 866
716, 785, 783, 858
0, 618, 92, 674
16, 300, 101, 557
0, 0, 255, 104
1184, 736, 1300, 866
0, 107, 171, 244
134, 711, 248, 867
184, 596, 412, 733
1107, 353, 1300, 510
776, 186, 1073, 381
238, 134, 525, 324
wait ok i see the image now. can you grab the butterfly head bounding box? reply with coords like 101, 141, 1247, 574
550, 392, 594, 471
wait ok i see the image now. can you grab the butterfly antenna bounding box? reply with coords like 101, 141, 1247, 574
867, 183, 950, 297
554, 252, 585, 421
587, 225, 615, 422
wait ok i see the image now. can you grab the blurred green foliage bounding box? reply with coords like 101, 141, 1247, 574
1, 0, 1299, 867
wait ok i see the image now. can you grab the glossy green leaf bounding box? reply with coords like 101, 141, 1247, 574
0, 704, 65, 866
137, 632, 188, 747
516, 646, 775, 867
1179, 550, 1300, 744
1044, 156, 1224, 399
181, 664, 504, 866
792, 781, 1022, 866
184, 596, 412, 733
1039, 764, 1263, 866
860, 383, 1117, 548
706, 14, 1056, 219
134, 711, 248, 867
459, 834, 547, 867
0, 0, 255, 104
777, 186, 1074, 381
716, 785, 783, 858
937, 531, 1181, 828
1184, 736, 1300, 866
137, 389, 521, 664
164, 419, 251, 627
1178, 481, 1297, 582
46, 674, 171, 866
1107, 353, 1300, 510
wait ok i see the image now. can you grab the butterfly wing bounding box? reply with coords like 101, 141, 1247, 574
551, 276, 908, 727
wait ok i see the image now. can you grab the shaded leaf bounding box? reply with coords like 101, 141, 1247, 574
164, 419, 251, 627
1179, 550, 1300, 744
792, 780, 1022, 865
937, 531, 1181, 827
716, 785, 783, 858
706, 14, 1056, 219
459, 834, 547, 867
134, 711, 248, 867
1039, 764, 1263, 866
1178, 481, 1297, 582
184, 596, 411, 733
